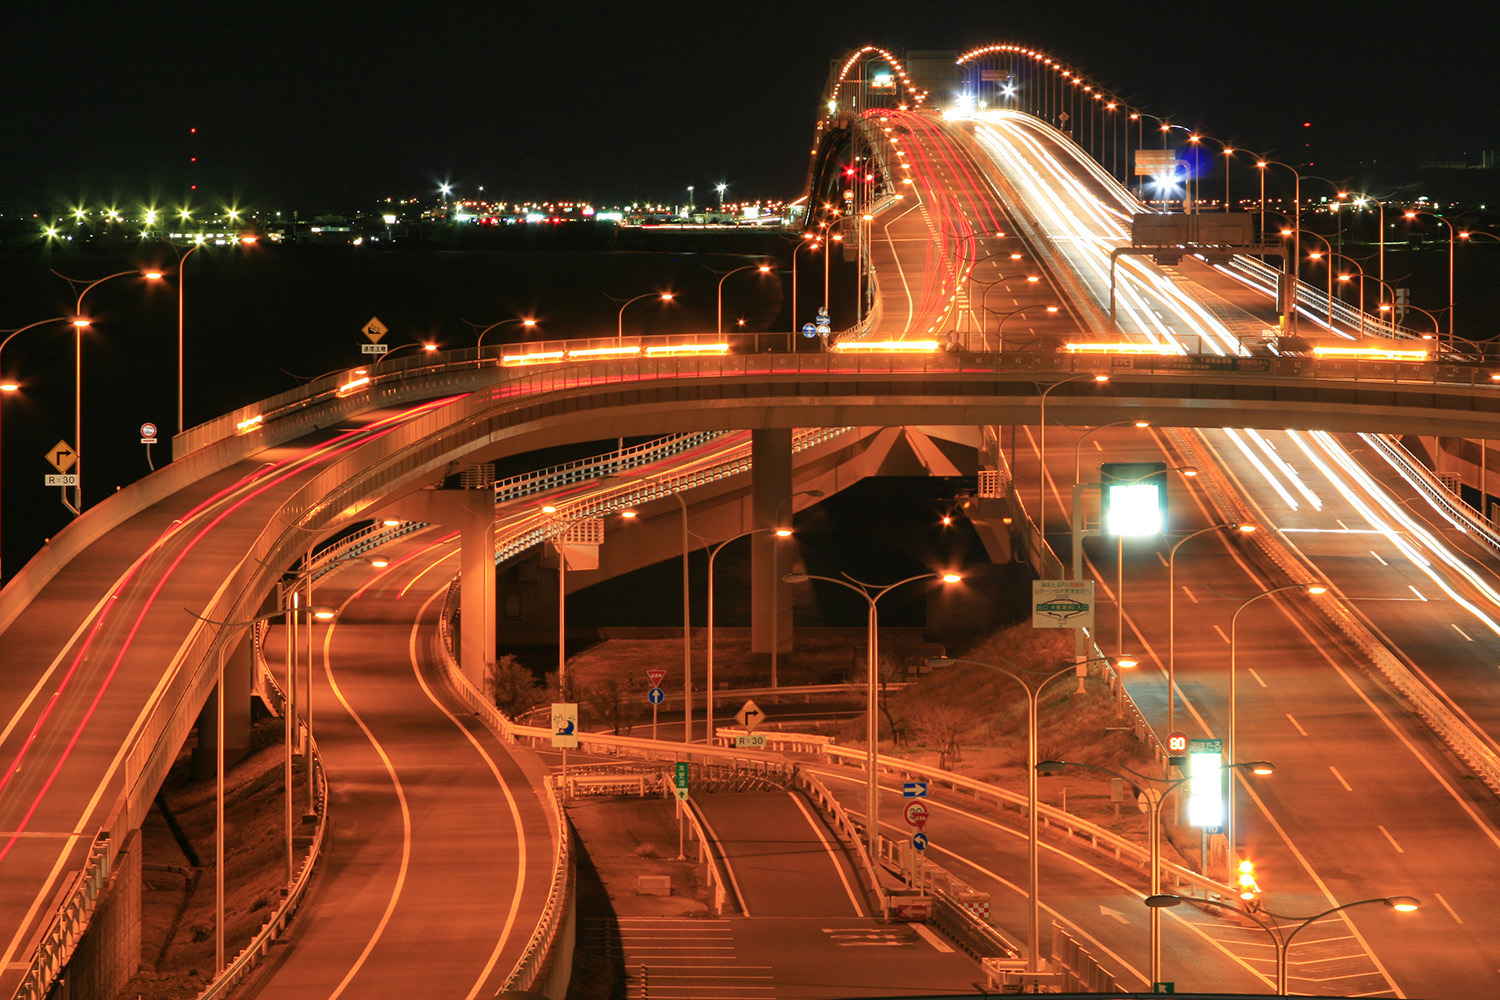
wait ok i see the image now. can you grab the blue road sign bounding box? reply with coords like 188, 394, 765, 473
801, 323, 817, 338
912, 832, 929, 852
647, 687, 665, 705
902, 782, 928, 797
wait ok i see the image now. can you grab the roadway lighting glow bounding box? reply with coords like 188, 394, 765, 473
382, 518, 402, 527
1248, 761, 1276, 775
1307, 585, 1328, 595
144, 271, 163, 280
620, 509, 638, 519
0, 383, 18, 392
311, 607, 337, 620
774, 528, 793, 537
1133, 420, 1150, 428
1388, 896, 1420, 912
368, 554, 391, 568
72, 319, 91, 328
541, 504, 558, 514
1025, 275, 1041, 282
940, 572, 963, 583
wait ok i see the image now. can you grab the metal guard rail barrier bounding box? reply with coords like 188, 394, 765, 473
492, 431, 724, 503
678, 798, 734, 915
794, 769, 885, 912
1367, 433, 1500, 560
1179, 427, 1500, 795
820, 744, 1234, 902
13, 836, 110, 1000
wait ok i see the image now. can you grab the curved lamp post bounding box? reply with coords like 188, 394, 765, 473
474, 316, 538, 349
1404, 208, 1456, 340
1167, 523, 1255, 733
615, 291, 675, 345
712, 263, 771, 336
1042, 757, 1273, 986
770, 489, 824, 687
1228, 583, 1326, 854
783, 570, 962, 868
705, 526, 790, 739
1, 317, 75, 578
1145, 892, 1418, 994
929, 653, 1138, 973
1037, 373, 1110, 538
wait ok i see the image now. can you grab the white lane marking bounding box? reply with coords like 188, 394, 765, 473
1287, 715, 1309, 736
1156, 552, 1169, 568
405, 586, 529, 1000
321, 594, 414, 1000
1212, 625, 1229, 643
1370, 550, 1389, 566
1329, 766, 1353, 792
1434, 892, 1463, 924
1181, 585, 1198, 604
787, 792, 864, 917
1409, 586, 1428, 602
1452, 624, 1474, 641
1377, 825, 1405, 854
913, 922, 953, 953
1248, 668, 1268, 689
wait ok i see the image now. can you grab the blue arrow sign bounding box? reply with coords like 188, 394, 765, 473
902, 782, 928, 797
647, 687, 665, 705
912, 832, 928, 852
801, 323, 817, 338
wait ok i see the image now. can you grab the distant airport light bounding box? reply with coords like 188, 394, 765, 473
831, 340, 940, 353
1311, 345, 1428, 362
1065, 342, 1177, 355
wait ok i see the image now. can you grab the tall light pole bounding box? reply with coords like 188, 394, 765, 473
1167, 523, 1255, 733
1228, 583, 1325, 855
929, 653, 1137, 974
1, 318, 72, 580
991, 303, 1058, 347
770, 489, 824, 687
615, 291, 675, 345
791, 233, 822, 336
1257, 160, 1302, 333
1043, 758, 1272, 987
713, 263, 771, 336
1146, 893, 1418, 994
705, 526, 789, 740
1037, 374, 1110, 539
189, 603, 337, 974
62, 268, 163, 514
472, 316, 538, 349
784, 571, 963, 869
606, 475, 693, 741
1072, 418, 1152, 656
1404, 208, 1457, 341
176, 235, 254, 434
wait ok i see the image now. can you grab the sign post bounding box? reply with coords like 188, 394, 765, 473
140, 422, 158, 470
647, 686, 664, 741
734, 699, 766, 748
362, 316, 389, 356
44, 440, 78, 490
552, 701, 578, 798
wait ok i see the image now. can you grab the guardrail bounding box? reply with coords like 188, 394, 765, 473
795, 768, 885, 912
13, 835, 111, 1000
819, 744, 1233, 902
678, 798, 736, 915
1368, 433, 1500, 560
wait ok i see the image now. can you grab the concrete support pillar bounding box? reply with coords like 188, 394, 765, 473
192, 633, 253, 780
750, 429, 792, 655
383, 489, 496, 690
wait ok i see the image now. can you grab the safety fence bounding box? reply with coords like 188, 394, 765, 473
12, 836, 111, 1000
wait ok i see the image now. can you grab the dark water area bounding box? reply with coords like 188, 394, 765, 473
0, 230, 859, 578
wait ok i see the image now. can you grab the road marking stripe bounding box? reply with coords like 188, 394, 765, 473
1287, 714, 1308, 736
1370, 550, 1389, 565
1248, 668, 1267, 688
1434, 892, 1463, 924
1377, 825, 1404, 853
1329, 766, 1353, 791
913, 922, 953, 953
1213, 625, 1229, 643
788, 791, 864, 916
1452, 624, 1474, 641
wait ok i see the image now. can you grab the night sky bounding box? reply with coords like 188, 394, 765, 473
4, 1, 1496, 213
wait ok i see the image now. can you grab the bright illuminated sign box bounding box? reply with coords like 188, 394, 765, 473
1100, 461, 1167, 536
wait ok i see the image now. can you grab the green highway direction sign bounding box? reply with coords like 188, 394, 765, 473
675, 762, 690, 801
1032, 580, 1095, 629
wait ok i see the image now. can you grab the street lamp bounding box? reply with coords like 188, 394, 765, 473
615, 291, 675, 345
1037, 374, 1110, 539
1041, 758, 1273, 987
1228, 583, 1326, 855
604, 475, 693, 741
1, 317, 76, 579
705, 526, 789, 740
713, 263, 772, 336
927, 652, 1137, 973
176, 235, 254, 433
474, 316, 538, 349
62, 268, 164, 514
1167, 523, 1255, 733
783, 570, 963, 869
1404, 208, 1457, 340
1187, 134, 1236, 212
1257, 160, 1302, 331
372, 342, 440, 367
770, 489, 825, 687
1145, 893, 1417, 994
790, 233, 823, 336
189, 602, 337, 973
991, 303, 1058, 346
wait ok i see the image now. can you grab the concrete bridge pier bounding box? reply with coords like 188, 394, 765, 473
383, 489, 497, 691
750, 429, 793, 664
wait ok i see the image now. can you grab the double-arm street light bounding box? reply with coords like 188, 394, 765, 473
615, 291, 675, 345
927, 652, 1136, 973
190, 602, 336, 974
1145, 892, 1418, 994
1187, 134, 1237, 212
712, 263, 772, 336
990, 303, 1058, 345
783, 570, 962, 868
1042, 758, 1273, 986
1, 317, 76, 579
1228, 583, 1326, 854
1167, 523, 1255, 733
